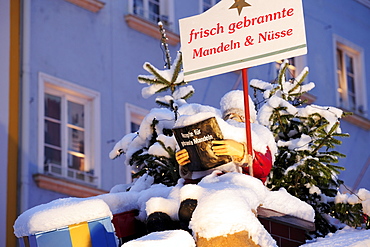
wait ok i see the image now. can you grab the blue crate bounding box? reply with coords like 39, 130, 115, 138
18, 216, 116, 247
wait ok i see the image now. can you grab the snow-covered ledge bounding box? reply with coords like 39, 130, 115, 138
65, 0, 105, 13
33, 174, 108, 198
257, 206, 315, 246
125, 14, 180, 46
257, 206, 315, 231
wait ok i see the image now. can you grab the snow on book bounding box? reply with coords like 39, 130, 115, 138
173, 117, 232, 171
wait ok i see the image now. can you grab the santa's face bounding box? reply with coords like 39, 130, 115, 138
223, 112, 244, 123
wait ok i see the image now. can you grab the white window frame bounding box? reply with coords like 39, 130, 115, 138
125, 103, 149, 134
333, 35, 367, 116
38, 73, 101, 187
124, 103, 148, 182
128, 0, 174, 29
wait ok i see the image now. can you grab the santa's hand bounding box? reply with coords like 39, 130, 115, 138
175, 149, 190, 166
212, 139, 245, 160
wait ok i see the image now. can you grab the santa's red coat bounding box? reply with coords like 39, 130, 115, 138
242, 147, 273, 184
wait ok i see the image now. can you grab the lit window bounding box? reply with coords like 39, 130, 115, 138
336, 40, 366, 115
39, 73, 101, 186
130, 0, 173, 29
202, 0, 221, 12
275, 58, 297, 79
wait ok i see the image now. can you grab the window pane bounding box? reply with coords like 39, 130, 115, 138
68, 101, 84, 128
149, 0, 160, 22
349, 94, 356, 111
347, 75, 355, 93
45, 120, 61, 147
133, 0, 144, 16
68, 153, 85, 171
45, 94, 61, 120
68, 127, 85, 154
131, 122, 140, 132
44, 146, 61, 166
336, 49, 345, 104
345, 54, 354, 73
336, 49, 343, 71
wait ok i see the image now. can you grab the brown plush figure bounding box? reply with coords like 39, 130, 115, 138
196, 231, 260, 247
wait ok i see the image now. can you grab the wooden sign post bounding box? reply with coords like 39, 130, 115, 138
179, 0, 307, 173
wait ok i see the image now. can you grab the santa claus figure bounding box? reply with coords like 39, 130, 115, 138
176, 90, 274, 185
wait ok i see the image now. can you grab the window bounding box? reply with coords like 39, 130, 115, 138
276, 58, 297, 79
275, 56, 307, 81
335, 39, 366, 116
125, 103, 148, 134
129, 0, 173, 29
201, 0, 221, 12
38, 73, 101, 186
126, 0, 179, 46
133, 0, 160, 23
124, 103, 148, 182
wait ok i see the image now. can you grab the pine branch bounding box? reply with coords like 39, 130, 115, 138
171, 53, 182, 84
181, 91, 194, 100
144, 63, 171, 86
278, 62, 288, 84
311, 122, 340, 155
138, 76, 161, 85
155, 100, 170, 108
155, 86, 171, 94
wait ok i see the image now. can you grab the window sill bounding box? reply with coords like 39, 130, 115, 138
65, 0, 105, 13
125, 14, 180, 46
33, 174, 108, 198
342, 112, 370, 130
299, 93, 370, 130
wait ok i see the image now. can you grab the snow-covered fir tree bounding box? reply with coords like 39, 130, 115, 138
109, 52, 194, 186
251, 60, 369, 236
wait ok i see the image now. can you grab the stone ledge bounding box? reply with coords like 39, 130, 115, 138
33, 173, 107, 197
125, 14, 180, 46
342, 113, 370, 130
65, 0, 105, 13
300, 93, 370, 130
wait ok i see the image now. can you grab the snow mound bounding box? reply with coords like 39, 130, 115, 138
301, 226, 370, 247
138, 172, 314, 247
13, 197, 112, 237
122, 230, 196, 247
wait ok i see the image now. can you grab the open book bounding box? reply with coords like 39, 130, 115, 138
173, 117, 232, 171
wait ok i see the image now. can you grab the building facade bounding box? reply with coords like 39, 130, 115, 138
1, 0, 369, 245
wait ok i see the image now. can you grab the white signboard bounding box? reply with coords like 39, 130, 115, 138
179, 0, 307, 81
